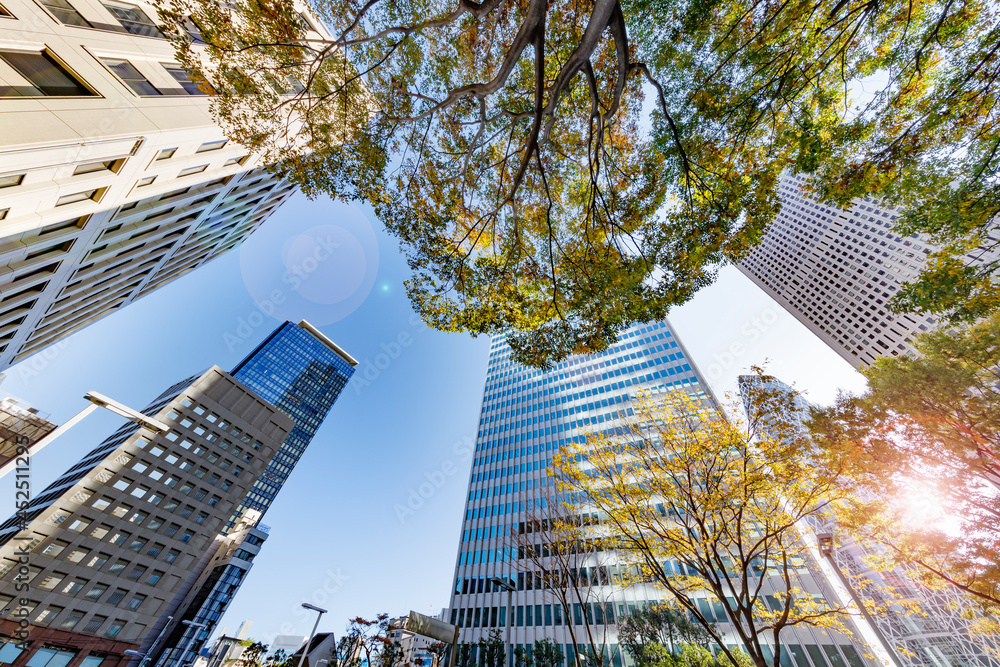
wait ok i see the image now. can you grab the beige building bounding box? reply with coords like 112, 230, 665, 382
0, 365, 294, 667
0, 0, 330, 372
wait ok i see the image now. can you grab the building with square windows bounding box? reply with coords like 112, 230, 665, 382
737, 174, 1000, 368
0, 321, 355, 667
448, 322, 876, 667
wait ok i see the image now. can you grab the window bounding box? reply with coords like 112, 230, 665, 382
55, 188, 103, 206
0, 640, 24, 663
0, 3, 11, 16
126, 594, 146, 610
42, 540, 68, 557
0, 50, 93, 96
106, 620, 126, 637
74, 160, 122, 176
178, 164, 208, 177
224, 155, 249, 167
28, 645, 77, 666
85, 583, 108, 600
0, 173, 24, 188
80, 655, 106, 667
37, 574, 62, 590
137, 175, 156, 187
156, 147, 177, 160
163, 64, 206, 95
106, 589, 127, 606
85, 553, 109, 568
34, 606, 60, 625
66, 549, 87, 563
102, 1, 162, 36
102, 58, 160, 95
38, 0, 92, 28
196, 139, 227, 152
82, 615, 107, 634
62, 578, 86, 594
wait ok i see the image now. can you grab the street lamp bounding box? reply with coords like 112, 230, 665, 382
123, 615, 173, 667
0, 390, 169, 478
298, 603, 327, 667
489, 577, 515, 667
177, 619, 207, 667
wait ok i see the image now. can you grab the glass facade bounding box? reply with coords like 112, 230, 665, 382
448, 320, 874, 667
226, 321, 356, 530
156, 322, 355, 667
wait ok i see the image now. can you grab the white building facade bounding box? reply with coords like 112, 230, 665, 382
737, 174, 999, 368
0, 0, 326, 371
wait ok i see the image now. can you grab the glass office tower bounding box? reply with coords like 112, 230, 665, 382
226, 320, 358, 529
153, 321, 357, 667
448, 320, 875, 667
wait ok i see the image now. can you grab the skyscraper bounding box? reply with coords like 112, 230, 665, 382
0, 0, 331, 373
449, 321, 874, 667
0, 321, 355, 667
153, 321, 357, 667
738, 373, 1000, 667
0, 366, 295, 667
737, 174, 1000, 368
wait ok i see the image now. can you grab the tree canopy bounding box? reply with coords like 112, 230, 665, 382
164, 0, 1000, 366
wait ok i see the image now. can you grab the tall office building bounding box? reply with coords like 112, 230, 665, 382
0, 321, 354, 667
738, 373, 1000, 667
0, 0, 330, 372
153, 321, 357, 667
737, 174, 1000, 368
449, 322, 874, 667
0, 394, 57, 467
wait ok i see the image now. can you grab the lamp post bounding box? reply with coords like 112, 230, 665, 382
177, 619, 208, 667
489, 576, 515, 667
816, 533, 904, 667
298, 603, 328, 667
123, 615, 173, 667
0, 390, 169, 478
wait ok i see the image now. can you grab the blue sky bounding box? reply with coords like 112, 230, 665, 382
0, 194, 866, 648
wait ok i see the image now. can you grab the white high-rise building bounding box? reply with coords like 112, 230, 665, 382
448, 322, 876, 667
0, 0, 329, 371
737, 174, 1000, 368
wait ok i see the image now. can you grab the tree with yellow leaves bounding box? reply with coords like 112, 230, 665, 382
553, 385, 862, 667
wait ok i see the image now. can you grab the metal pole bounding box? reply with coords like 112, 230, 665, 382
137, 616, 174, 667
298, 610, 324, 667
177, 621, 206, 667
506, 587, 512, 667
0, 403, 99, 479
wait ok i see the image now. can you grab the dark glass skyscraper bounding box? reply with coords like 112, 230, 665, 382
154, 321, 357, 667
225, 320, 357, 530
